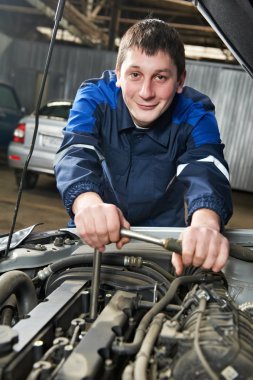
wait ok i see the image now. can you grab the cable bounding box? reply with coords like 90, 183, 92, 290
112, 273, 218, 355
142, 260, 175, 282
134, 313, 165, 380
4, 0, 66, 257
44, 266, 166, 296
193, 297, 219, 380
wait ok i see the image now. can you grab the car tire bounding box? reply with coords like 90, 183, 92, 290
14, 170, 39, 189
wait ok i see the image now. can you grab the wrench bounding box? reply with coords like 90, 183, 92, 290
120, 228, 182, 253
120, 228, 253, 262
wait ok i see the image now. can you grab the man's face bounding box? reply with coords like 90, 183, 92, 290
116, 47, 185, 127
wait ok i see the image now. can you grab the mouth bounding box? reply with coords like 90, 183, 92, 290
137, 103, 157, 110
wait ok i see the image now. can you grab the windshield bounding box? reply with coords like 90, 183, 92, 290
39, 103, 72, 120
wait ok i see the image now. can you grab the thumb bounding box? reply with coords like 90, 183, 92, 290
116, 209, 130, 249
117, 208, 130, 230
172, 252, 184, 276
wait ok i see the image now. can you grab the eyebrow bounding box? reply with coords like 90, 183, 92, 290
155, 69, 173, 74
127, 65, 172, 74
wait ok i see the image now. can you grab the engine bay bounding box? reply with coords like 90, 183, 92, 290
0, 227, 253, 380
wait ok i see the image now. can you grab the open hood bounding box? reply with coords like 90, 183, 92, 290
193, 0, 253, 78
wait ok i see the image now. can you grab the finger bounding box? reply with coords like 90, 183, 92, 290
94, 211, 111, 245
212, 239, 229, 272
104, 205, 122, 243
116, 236, 130, 249
116, 210, 131, 249
181, 232, 195, 267
92, 224, 110, 248
201, 239, 219, 270
192, 237, 209, 268
74, 210, 96, 247
118, 208, 131, 229
171, 252, 184, 275
81, 206, 108, 248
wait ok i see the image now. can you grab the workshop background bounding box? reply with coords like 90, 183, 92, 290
0, 0, 252, 233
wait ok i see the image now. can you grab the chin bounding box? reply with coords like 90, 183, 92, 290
133, 114, 159, 127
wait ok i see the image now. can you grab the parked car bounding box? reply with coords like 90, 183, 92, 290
0, 82, 25, 154
8, 99, 72, 189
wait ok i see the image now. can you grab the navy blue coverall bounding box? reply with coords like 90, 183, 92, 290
54, 70, 233, 227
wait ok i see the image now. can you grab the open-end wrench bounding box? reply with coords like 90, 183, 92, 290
120, 228, 182, 253
120, 228, 253, 262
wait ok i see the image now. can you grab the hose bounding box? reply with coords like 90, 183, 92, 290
51, 253, 125, 272
112, 273, 219, 355
122, 363, 134, 380
44, 266, 167, 298
193, 297, 219, 380
142, 260, 175, 282
36, 254, 136, 282
0, 270, 37, 317
0, 294, 17, 325
132, 265, 171, 293
134, 313, 165, 380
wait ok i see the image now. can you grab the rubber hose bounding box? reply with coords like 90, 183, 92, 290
134, 313, 165, 380
49, 253, 126, 273
0, 270, 37, 317
112, 273, 219, 355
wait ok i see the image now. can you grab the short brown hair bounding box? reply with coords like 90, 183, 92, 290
116, 19, 185, 79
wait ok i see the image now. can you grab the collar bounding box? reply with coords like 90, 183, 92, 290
117, 91, 175, 147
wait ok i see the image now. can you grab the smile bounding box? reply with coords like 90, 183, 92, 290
137, 103, 157, 110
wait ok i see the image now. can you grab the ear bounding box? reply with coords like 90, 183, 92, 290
176, 70, 186, 94
115, 65, 121, 88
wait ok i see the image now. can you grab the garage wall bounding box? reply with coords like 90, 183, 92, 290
0, 38, 252, 192
0, 38, 117, 112
185, 61, 253, 192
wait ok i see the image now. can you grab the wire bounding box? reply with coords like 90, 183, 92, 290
112, 273, 216, 355
134, 313, 165, 380
193, 297, 219, 380
4, 0, 66, 257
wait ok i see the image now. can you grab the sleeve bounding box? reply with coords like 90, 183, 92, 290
54, 83, 107, 218
176, 105, 233, 227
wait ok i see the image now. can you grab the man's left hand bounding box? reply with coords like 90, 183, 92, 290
171, 209, 229, 275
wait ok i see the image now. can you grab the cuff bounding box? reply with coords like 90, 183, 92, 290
63, 180, 103, 219
187, 195, 231, 229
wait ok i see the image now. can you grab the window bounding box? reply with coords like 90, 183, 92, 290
0, 84, 20, 111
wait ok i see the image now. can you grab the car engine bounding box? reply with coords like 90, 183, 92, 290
0, 226, 253, 380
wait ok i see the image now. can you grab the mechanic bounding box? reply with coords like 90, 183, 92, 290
55, 18, 233, 275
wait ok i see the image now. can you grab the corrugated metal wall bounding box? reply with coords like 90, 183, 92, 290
0, 36, 117, 112
185, 61, 253, 192
0, 37, 252, 192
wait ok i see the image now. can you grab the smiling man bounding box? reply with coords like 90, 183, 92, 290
55, 19, 233, 275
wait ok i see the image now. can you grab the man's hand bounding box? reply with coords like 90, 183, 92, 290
73, 192, 130, 251
171, 209, 229, 275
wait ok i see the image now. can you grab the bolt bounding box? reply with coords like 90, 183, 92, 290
54, 237, 64, 247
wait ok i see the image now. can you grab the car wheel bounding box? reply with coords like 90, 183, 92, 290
14, 170, 39, 189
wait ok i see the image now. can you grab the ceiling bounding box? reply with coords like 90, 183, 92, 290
0, 0, 233, 60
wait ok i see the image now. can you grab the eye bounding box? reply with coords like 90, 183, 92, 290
155, 74, 167, 82
129, 72, 140, 80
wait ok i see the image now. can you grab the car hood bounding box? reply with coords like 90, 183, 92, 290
193, 0, 253, 78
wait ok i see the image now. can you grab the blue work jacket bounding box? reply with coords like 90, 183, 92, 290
55, 70, 233, 227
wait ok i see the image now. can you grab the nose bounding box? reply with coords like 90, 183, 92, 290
139, 78, 155, 99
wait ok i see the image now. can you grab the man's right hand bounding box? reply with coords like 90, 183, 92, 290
72, 192, 130, 251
